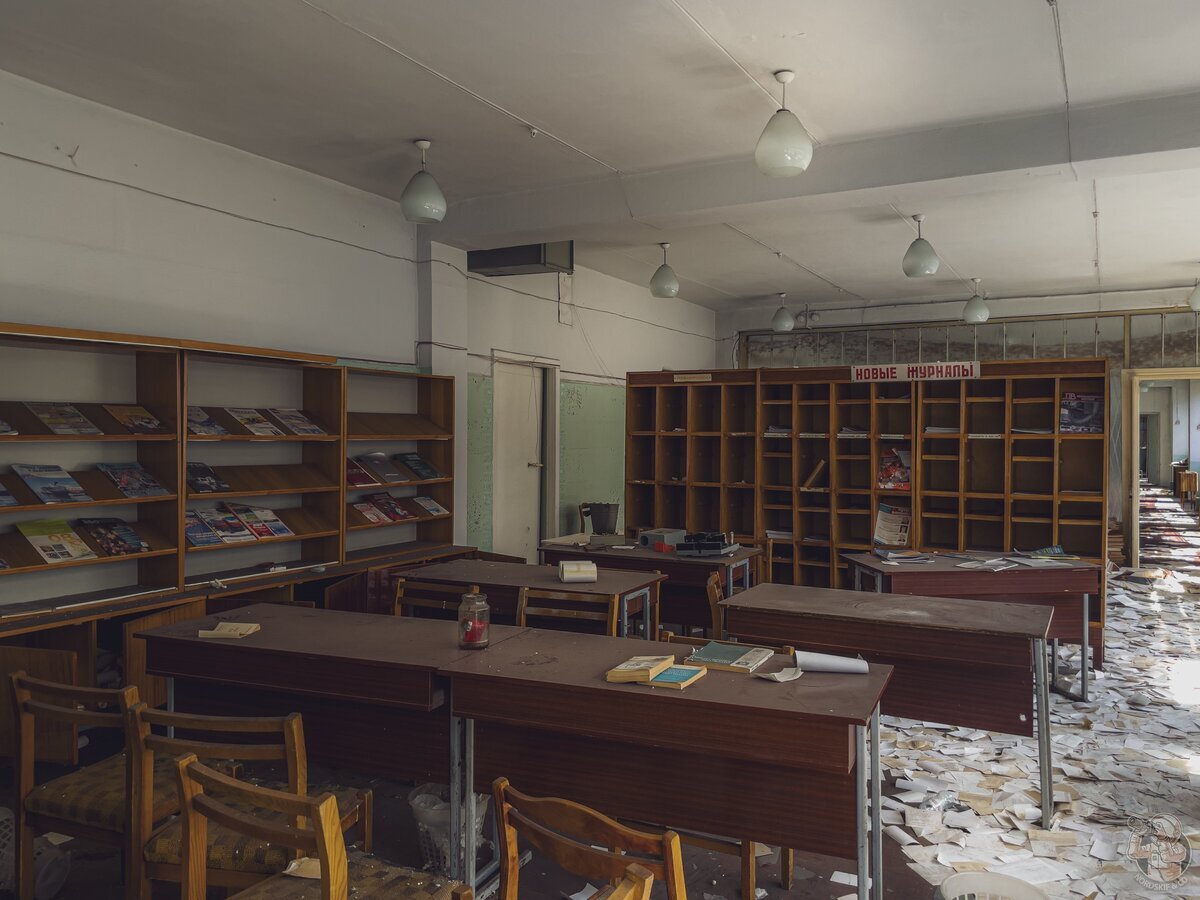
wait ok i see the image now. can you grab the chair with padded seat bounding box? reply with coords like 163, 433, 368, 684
493, 777, 686, 900
394, 578, 480, 619
516, 587, 619, 636
126, 703, 372, 899
174, 753, 472, 900
8, 673, 165, 900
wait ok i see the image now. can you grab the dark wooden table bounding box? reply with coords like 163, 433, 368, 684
722, 583, 1056, 828
402, 559, 665, 638
137, 603, 528, 782
440, 627, 891, 900
843, 551, 1101, 701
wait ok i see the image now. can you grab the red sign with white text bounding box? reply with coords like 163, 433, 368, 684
850, 362, 979, 382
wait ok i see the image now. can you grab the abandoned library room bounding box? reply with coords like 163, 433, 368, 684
0, 2, 1198, 899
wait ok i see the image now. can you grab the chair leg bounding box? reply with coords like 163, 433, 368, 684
780, 847, 794, 889
15, 817, 35, 900
740, 839, 756, 899
360, 789, 374, 853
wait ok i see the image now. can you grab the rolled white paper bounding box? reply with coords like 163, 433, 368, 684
558, 560, 598, 583
794, 650, 869, 674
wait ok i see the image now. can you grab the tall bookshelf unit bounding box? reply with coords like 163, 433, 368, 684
625, 359, 1109, 649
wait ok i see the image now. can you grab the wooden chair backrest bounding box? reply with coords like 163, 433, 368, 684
704, 572, 724, 638
516, 587, 619, 636
493, 778, 685, 900
394, 579, 479, 615
174, 754, 346, 900
126, 702, 308, 863
593, 864, 655, 900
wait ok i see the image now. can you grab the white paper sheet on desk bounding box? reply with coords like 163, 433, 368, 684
793, 650, 868, 674
755, 666, 803, 682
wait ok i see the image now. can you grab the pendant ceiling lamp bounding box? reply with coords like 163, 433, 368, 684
770, 293, 795, 332
400, 139, 447, 224
650, 243, 680, 298
1188, 280, 1200, 312
962, 277, 989, 323
902, 214, 940, 277
755, 70, 813, 177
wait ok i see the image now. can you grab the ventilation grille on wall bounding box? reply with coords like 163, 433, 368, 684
467, 241, 574, 277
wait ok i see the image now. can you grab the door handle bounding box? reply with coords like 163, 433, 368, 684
527, 462, 545, 468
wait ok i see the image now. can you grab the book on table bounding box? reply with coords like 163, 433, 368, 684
605, 655, 674, 683
17, 518, 97, 563
225, 407, 285, 437
186, 462, 231, 494
184, 510, 223, 547
394, 452, 444, 481
363, 492, 415, 522
268, 408, 326, 436
195, 507, 257, 543
225, 502, 294, 538
75, 518, 151, 555
686, 641, 773, 673
641, 664, 706, 690
12, 464, 93, 504
97, 462, 169, 498
186, 406, 228, 436
355, 452, 409, 484
103, 404, 170, 434
25, 402, 102, 436
198, 621, 261, 639
352, 501, 392, 525
346, 457, 379, 487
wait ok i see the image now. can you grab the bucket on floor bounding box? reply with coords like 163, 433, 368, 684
935, 872, 1049, 900
407, 783, 490, 876
0, 808, 73, 900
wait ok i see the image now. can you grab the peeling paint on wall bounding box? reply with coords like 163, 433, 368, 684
558, 380, 625, 535
466, 373, 493, 551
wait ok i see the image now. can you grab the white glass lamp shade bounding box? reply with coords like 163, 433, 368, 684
400, 170, 447, 224
903, 237, 940, 277
771, 304, 795, 332
962, 293, 990, 324
650, 263, 680, 298
1188, 282, 1200, 311
755, 109, 813, 177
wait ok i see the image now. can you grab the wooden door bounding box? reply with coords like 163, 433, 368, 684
492, 362, 546, 561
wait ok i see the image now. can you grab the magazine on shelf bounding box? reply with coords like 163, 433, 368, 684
352, 501, 391, 525
225, 408, 285, 437
873, 502, 912, 546
184, 510, 223, 547
412, 495, 450, 517
1059, 392, 1103, 434
363, 492, 415, 521
0, 484, 16, 507
17, 518, 97, 563
25, 403, 102, 436
268, 408, 326, 436
924, 425, 959, 434
764, 529, 794, 541
225, 502, 294, 539
12, 464, 93, 504
394, 452, 444, 481
103, 404, 169, 434
186, 406, 228, 436
355, 452, 409, 484
195, 507, 257, 543
0, 417, 18, 435
186, 462, 231, 494
876, 448, 912, 490
346, 458, 379, 487
75, 518, 150, 555
97, 462, 170, 498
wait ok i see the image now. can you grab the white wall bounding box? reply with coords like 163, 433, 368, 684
0, 70, 421, 360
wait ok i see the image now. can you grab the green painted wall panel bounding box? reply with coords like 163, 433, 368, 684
558, 380, 626, 535
466, 373, 494, 551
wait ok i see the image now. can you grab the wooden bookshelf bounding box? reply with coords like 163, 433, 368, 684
625, 359, 1109, 652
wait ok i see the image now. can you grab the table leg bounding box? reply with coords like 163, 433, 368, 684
854, 564, 862, 592
855, 723, 868, 900
873, 571, 883, 593
1051, 638, 1059, 684
625, 588, 652, 640
450, 712, 477, 887
166, 677, 176, 740
618, 594, 630, 638
1080, 596, 1090, 702
870, 708, 882, 900
741, 559, 751, 590
1034, 637, 1053, 830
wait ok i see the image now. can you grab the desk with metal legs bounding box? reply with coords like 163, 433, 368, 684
440, 628, 891, 900
722, 583, 1056, 829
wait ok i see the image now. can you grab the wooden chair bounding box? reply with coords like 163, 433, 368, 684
493, 777, 685, 900
394, 578, 480, 618
8, 673, 155, 900
704, 572, 725, 638
174, 753, 472, 900
126, 703, 372, 899
591, 864, 655, 900
516, 587, 619, 636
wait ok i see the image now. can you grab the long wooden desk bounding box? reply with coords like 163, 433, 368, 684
138, 603, 527, 782
440, 627, 891, 900
401, 559, 664, 638
140, 604, 891, 900
844, 551, 1101, 701
722, 583, 1056, 828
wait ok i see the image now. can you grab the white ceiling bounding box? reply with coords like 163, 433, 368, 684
2, 0, 1200, 315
